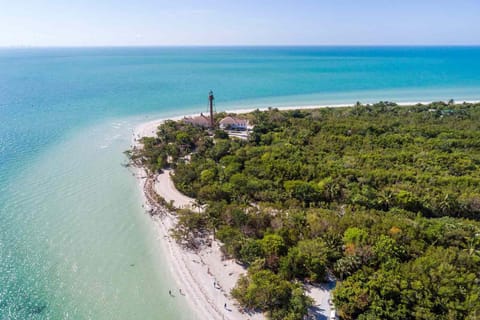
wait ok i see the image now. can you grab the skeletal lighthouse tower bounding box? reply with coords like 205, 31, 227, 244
208, 90, 215, 128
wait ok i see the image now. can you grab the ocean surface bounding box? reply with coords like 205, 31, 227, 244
1, 46, 480, 319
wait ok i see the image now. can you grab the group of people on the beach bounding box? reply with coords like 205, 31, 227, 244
168, 283, 231, 313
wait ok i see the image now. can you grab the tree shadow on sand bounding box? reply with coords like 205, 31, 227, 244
305, 279, 336, 320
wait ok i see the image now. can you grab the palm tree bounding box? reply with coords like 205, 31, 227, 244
378, 189, 395, 211
334, 255, 361, 280
463, 234, 480, 258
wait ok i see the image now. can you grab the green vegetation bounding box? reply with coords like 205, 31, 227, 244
132, 102, 480, 319
232, 262, 313, 320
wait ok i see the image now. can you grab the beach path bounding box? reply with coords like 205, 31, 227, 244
155, 169, 195, 209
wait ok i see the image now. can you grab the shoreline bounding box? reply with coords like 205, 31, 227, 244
131, 99, 478, 320
222, 99, 480, 116
134, 99, 480, 140
132, 127, 265, 320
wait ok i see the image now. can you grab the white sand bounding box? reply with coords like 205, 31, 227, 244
154, 169, 195, 209
151, 211, 263, 320
305, 280, 337, 319
133, 119, 264, 320
132, 100, 478, 320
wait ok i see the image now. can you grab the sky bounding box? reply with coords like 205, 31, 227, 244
0, 0, 479, 47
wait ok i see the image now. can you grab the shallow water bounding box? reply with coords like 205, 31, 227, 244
1, 46, 480, 319
0, 120, 194, 319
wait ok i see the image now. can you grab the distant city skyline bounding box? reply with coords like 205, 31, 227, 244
1, 0, 479, 47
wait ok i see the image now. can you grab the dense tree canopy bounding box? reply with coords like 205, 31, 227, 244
132, 102, 480, 319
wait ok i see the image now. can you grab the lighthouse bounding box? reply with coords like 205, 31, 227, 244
208, 90, 215, 128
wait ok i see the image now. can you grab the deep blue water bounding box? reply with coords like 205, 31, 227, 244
1, 46, 480, 319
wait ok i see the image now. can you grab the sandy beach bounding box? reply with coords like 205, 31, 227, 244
131, 100, 478, 320
133, 119, 265, 320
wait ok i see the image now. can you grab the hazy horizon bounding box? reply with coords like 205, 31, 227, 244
2, 44, 480, 49
1, 0, 479, 47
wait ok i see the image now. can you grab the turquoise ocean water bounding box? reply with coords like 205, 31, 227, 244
1, 46, 480, 319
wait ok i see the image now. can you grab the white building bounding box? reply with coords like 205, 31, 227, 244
219, 116, 248, 130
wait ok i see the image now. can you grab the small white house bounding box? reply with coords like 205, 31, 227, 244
219, 116, 248, 130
